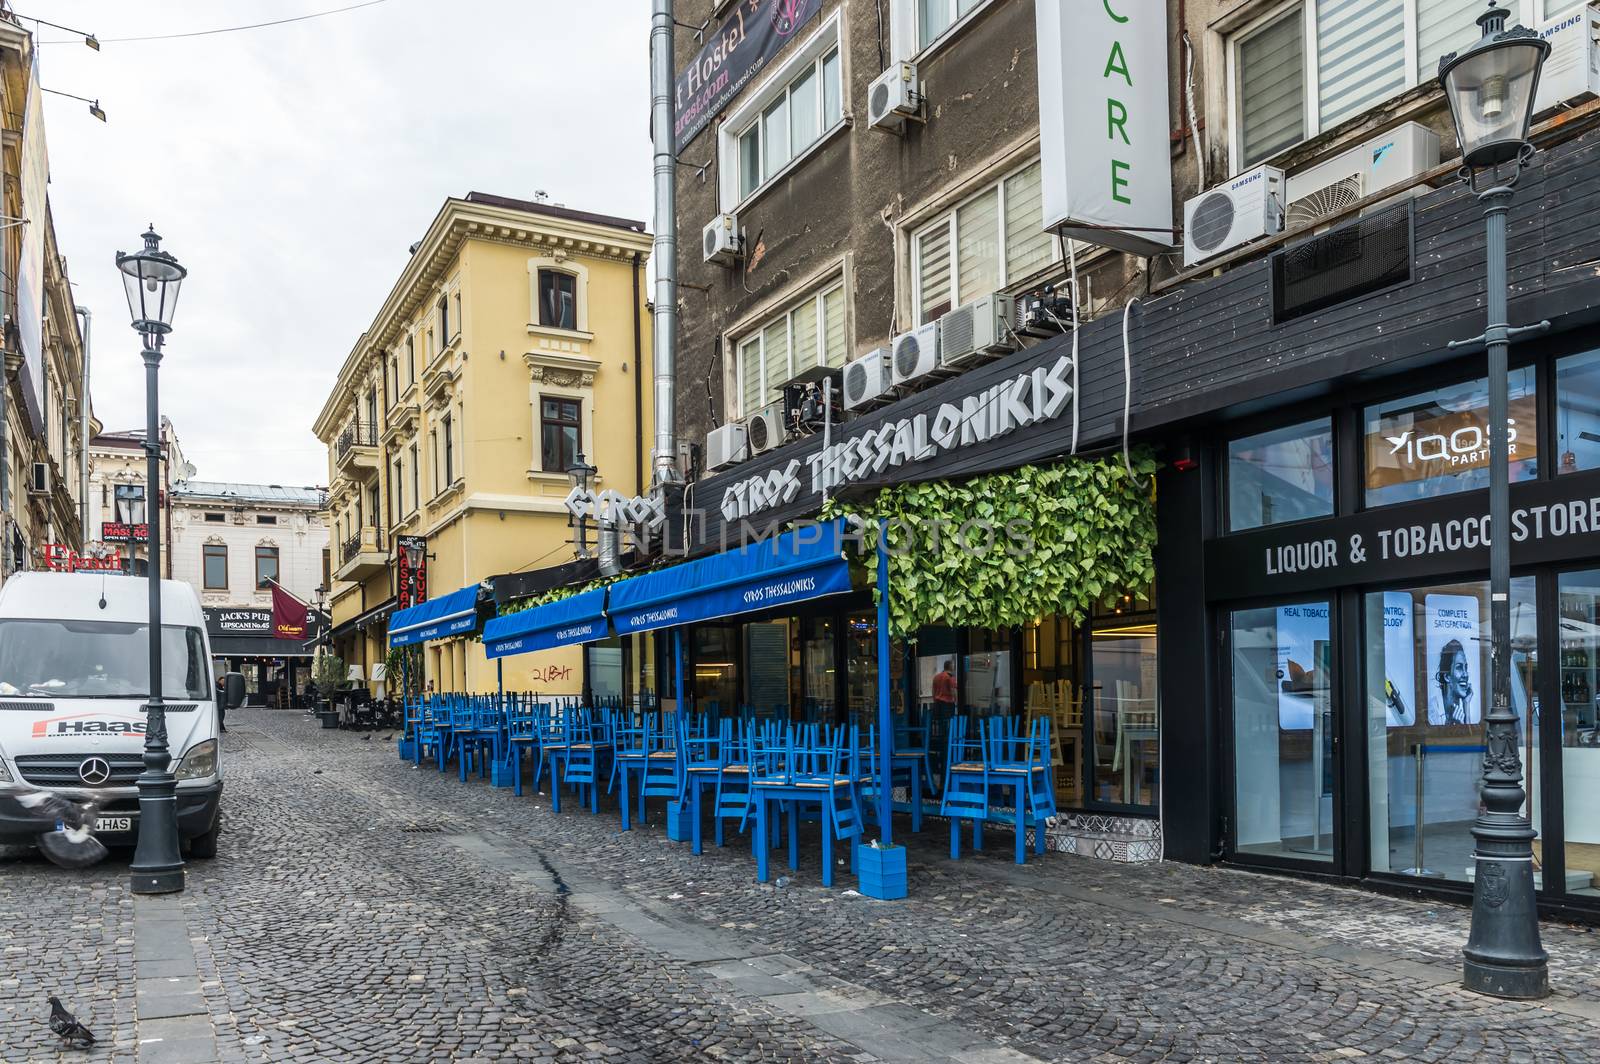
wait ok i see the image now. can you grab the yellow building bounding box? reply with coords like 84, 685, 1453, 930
312, 193, 653, 694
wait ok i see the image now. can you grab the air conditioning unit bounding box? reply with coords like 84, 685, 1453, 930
1284, 122, 1440, 226
28, 462, 48, 495
1535, 2, 1600, 115
744, 404, 786, 455
868, 63, 919, 132
702, 213, 740, 266
938, 293, 1016, 369
842, 348, 892, 411
1183, 165, 1286, 267
705, 423, 748, 472
889, 322, 941, 388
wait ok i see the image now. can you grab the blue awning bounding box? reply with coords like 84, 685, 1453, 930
388, 585, 482, 647
607, 519, 853, 635
482, 587, 609, 660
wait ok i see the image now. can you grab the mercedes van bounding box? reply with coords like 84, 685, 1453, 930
0, 572, 232, 856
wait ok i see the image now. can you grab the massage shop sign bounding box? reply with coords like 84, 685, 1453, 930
720, 354, 1074, 523
1205, 471, 1600, 601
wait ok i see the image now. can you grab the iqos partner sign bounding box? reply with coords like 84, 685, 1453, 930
1036, 0, 1173, 255
721, 355, 1074, 522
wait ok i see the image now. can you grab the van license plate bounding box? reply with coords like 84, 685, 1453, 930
93, 816, 133, 833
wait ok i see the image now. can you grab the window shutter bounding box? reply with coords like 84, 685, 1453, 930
917, 222, 952, 324
822, 287, 847, 367
739, 337, 762, 418
1238, 8, 1306, 165
1316, 0, 1405, 128
761, 319, 789, 406
1004, 161, 1053, 285
1417, 0, 1494, 83
956, 187, 1000, 305
792, 299, 820, 372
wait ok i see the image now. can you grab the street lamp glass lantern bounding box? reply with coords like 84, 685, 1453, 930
1438, 3, 1550, 170
115, 226, 186, 336
566, 452, 597, 493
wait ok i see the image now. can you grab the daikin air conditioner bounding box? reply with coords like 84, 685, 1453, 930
27, 462, 48, 495
1284, 122, 1440, 227
1535, 3, 1600, 115
704, 423, 747, 471
889, 322, 941, 388
868, 63, 919, 132
842, 347, 892, 411
744, 404, 786, 455
703, 214, 740, 266
1182, 165, 1285, 267
938, 293, 1016, 369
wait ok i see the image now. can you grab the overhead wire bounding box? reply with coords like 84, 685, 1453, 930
35, 0, 390, 45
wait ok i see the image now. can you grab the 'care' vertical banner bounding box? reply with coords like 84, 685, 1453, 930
1036, 0, 1174, 256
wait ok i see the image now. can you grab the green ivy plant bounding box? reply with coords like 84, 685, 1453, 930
494, 572, 624, 620
825, 450, 1158, 637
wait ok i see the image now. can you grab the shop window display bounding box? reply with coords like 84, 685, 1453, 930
694, 625, 739, 714
803, 616, 836, 719
1227, 418, 1335, 531
1364, 578, 1539, 884
1091, 611, 1158, 809
1557, 570, 1600, 896
1556, 349, 1600, 475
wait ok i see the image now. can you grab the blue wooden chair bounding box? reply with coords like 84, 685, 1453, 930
641, 710, 683, 814
413, 694, 448, 769
983, 716, 1056, 865
504, 692, 538, 797
940, 715, 991, 858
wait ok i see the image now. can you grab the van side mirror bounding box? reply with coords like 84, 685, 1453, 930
223, 672, 246, 710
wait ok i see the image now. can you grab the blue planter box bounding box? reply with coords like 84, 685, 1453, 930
398, 740, 417, 760
490, 762, 518, 789
666, 800, 693, 842
856, 844, 908, 900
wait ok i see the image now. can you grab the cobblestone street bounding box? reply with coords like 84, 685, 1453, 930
3, 708, 1599, 1063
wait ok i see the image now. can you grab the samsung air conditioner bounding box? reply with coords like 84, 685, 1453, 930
1182, 165, 1285, 267
1536, 3, 1600, 114
890, 322, 941, 388
1284, 122, 1441, 227
938, 293, 1016, 369
842, 347, 892, 411
27, 462, 48, 495
744, 404, 786, 455
868, 63, 919, 132
702, 213, 740, 266
704, 422, 748, 471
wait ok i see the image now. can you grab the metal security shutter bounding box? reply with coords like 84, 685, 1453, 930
917, 221, 952, 324
822, 287, 847, 366
1004, 160, 1053, 284
1317, 0, 1406, 128
1238, 7, 1306, 165
956, 186, 1000, 305
1417, 0, 1489, 83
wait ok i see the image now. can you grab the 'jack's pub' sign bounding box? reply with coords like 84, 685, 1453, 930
673, 0, 823, 153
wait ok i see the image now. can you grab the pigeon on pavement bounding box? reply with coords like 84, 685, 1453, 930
0, 781, 108, 869
46, 995, 95, 1047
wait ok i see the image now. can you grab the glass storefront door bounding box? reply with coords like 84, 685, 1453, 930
1229, 602, 1337, 864
1089, 619, 1158, 807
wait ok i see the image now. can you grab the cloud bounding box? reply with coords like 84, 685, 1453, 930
39, 0, 652, 485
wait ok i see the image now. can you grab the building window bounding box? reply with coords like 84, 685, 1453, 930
911, 158, 1055, 324
321, 547, 330, 588
912, 0, 987, 51
540, 397, 582, 473
452, 291, 462, 341
1363, 369, 1538, 508
1227, 419, 1335, 532
732, 44, 843, 201
442, 413, 455, 485
204, 512, 225, 523
256, 514, 277, 525
538, 270, 578, 330
114, 483, 146, 525
406, 335, 416, 382
430, 430, 439, 494
1227, 0, 1508, 170
393, 457, 404, 521
1363, 577, 1539, 883
367, 484, 380, 531
1556, 568, 1600, 898
202, 544, 227, 590
409, 442, 419, 510
734, 283, 848, 418
255, 545, 280, 589
438, 294, 450, 346
365, 387, 377, 435
1556, 348, 1600, 474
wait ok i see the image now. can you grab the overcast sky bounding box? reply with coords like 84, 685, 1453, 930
37, 0, 653, 487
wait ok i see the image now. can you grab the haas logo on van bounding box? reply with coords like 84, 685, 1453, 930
32, 713, 148, 739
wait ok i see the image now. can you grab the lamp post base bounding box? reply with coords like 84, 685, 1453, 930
1463, 844, 1547, 999
1463, 955, 1549, 1000
128, 773, 186, 895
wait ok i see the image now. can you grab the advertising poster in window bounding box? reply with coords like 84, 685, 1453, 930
672, 0, 824, 153
1424, 593, 1481, 726
1379, 591, 1417, 727
1275, 602, 1330, 730
1364, 376, 1539, 504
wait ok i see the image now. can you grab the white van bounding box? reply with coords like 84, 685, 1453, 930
0, 572, 232, 857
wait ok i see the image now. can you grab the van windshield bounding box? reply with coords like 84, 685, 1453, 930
0, 620, 211, 700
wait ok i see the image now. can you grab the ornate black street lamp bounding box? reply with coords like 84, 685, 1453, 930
566, 451, 597, 558
1438, 1, 1551, 999
116, 226, 187, 895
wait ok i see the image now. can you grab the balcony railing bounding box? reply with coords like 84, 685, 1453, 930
341, 532, 362, 564
335, 419, 378, 461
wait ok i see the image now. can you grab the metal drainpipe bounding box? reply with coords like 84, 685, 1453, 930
632, 251, 644, 494
649, 0, 680, 488
74, 305, 90, 544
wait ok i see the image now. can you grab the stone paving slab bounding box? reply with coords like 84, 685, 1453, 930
4, 708, 1600, 1062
